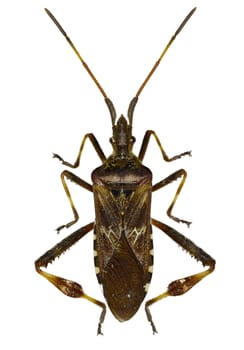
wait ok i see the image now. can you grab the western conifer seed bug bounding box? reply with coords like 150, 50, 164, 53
35, 7, 215, 335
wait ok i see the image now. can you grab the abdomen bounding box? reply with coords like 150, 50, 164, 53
92, 163, 153, 321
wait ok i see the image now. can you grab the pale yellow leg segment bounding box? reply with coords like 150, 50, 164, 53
166, 169, 190, 226
35, 223, 106, 335
55, 169, 93, 233
153, 169, 191, 226
138, 130, 191, 163
52, 133, 106, 233
53, 133, 106, 169
138, 129, 191, 227
145, 219, 215, 334
145, 266, 214, 333
37, 269, 106, 335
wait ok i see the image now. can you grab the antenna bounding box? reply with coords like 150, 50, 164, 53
128, 7, 196, 125
44, 8, 117, 125
45, 8, 196, 127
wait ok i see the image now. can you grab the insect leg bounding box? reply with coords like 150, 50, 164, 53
53, 133, 106, 168
145, 218, 215, 334
152, 169, 191, 226
35, 222, 106, 335
53, 133, 105, 233
138, 130, 191, 162
56, 170, 92, 232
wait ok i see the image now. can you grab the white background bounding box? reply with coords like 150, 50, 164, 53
1, 0, 243, 348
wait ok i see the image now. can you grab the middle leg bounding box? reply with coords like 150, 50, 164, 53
53, 133, 105, 233
138, 130, 191, 226
56, 170, 92, 232
153, 169, 191, 226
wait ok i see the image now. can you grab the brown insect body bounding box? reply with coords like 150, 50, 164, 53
35, 7, 215, 335
92, 115, 153, 320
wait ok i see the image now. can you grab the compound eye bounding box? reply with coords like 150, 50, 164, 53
109, 137, 116, 144
130, 136, 136, 143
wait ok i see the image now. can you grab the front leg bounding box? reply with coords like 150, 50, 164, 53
145, 218, 215, 334
53, 133, 106, 168
138, 130, 191, 162
35, 222, 106, 335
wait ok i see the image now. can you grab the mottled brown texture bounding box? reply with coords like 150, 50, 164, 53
35, 7, 215, 335
92, 161, 153, 320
